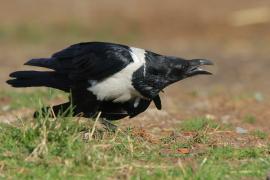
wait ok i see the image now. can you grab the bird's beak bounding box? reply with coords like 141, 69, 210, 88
185, 59, 213, 76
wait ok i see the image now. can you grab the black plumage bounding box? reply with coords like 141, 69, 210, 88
7, 42, 213, 120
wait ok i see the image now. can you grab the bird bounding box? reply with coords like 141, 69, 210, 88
7, 41, 213, 121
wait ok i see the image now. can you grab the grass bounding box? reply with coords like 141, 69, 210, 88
251, 130, 268, 140
0, 90, 270, 179
0, 89, 66, 110
180, 117, 219, 132
244, 114, 256, 124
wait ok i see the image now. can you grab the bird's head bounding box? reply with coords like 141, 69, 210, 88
131, 55, 214, 99
183, 59, 213, 78
166, 58, 214, 82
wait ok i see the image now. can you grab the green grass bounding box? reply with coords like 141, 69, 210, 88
180, 117, 219, 132
0, 90, 270, 179
0, 89, 66, 110
251, 130, 268, 140
243, 114, 256, 124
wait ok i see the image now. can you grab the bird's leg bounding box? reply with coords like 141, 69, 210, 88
99, 118, 118, 132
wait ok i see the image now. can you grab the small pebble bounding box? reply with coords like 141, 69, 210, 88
254, 92, 264, 102
236, 127, 248, 134
205, 114, 216, 120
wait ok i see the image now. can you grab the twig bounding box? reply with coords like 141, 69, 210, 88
208, 130, 234, 135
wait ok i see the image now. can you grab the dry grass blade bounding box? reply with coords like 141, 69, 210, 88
89, 111, 102, 141
177, 159, 187, 176
127, 135, 134, 156
49, 106, 56, 120
200, 157, 208, 167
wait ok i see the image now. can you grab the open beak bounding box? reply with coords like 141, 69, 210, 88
186, 59, 213, 76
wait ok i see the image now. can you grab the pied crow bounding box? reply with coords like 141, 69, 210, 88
7, 42, 213, 120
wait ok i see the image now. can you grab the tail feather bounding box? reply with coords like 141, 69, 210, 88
7, 71, 71, 92
9, 70, 51, 79
24, 58, 56, 70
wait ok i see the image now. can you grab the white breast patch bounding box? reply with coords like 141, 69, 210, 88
87, 47, 146, 102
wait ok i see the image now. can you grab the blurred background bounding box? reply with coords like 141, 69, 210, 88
1, 0, 270, 130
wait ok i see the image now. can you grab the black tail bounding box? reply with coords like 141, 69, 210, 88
7, 71, 71, 92
24, 58, 57, 70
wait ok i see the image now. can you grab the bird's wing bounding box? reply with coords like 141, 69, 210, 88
25, 42, 133, 81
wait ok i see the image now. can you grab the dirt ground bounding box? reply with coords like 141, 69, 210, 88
1, 0, 270, 135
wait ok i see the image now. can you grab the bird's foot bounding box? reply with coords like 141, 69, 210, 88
99, 118, 118, 132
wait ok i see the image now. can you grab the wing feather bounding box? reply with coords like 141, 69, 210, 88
25, 42, 134, 81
